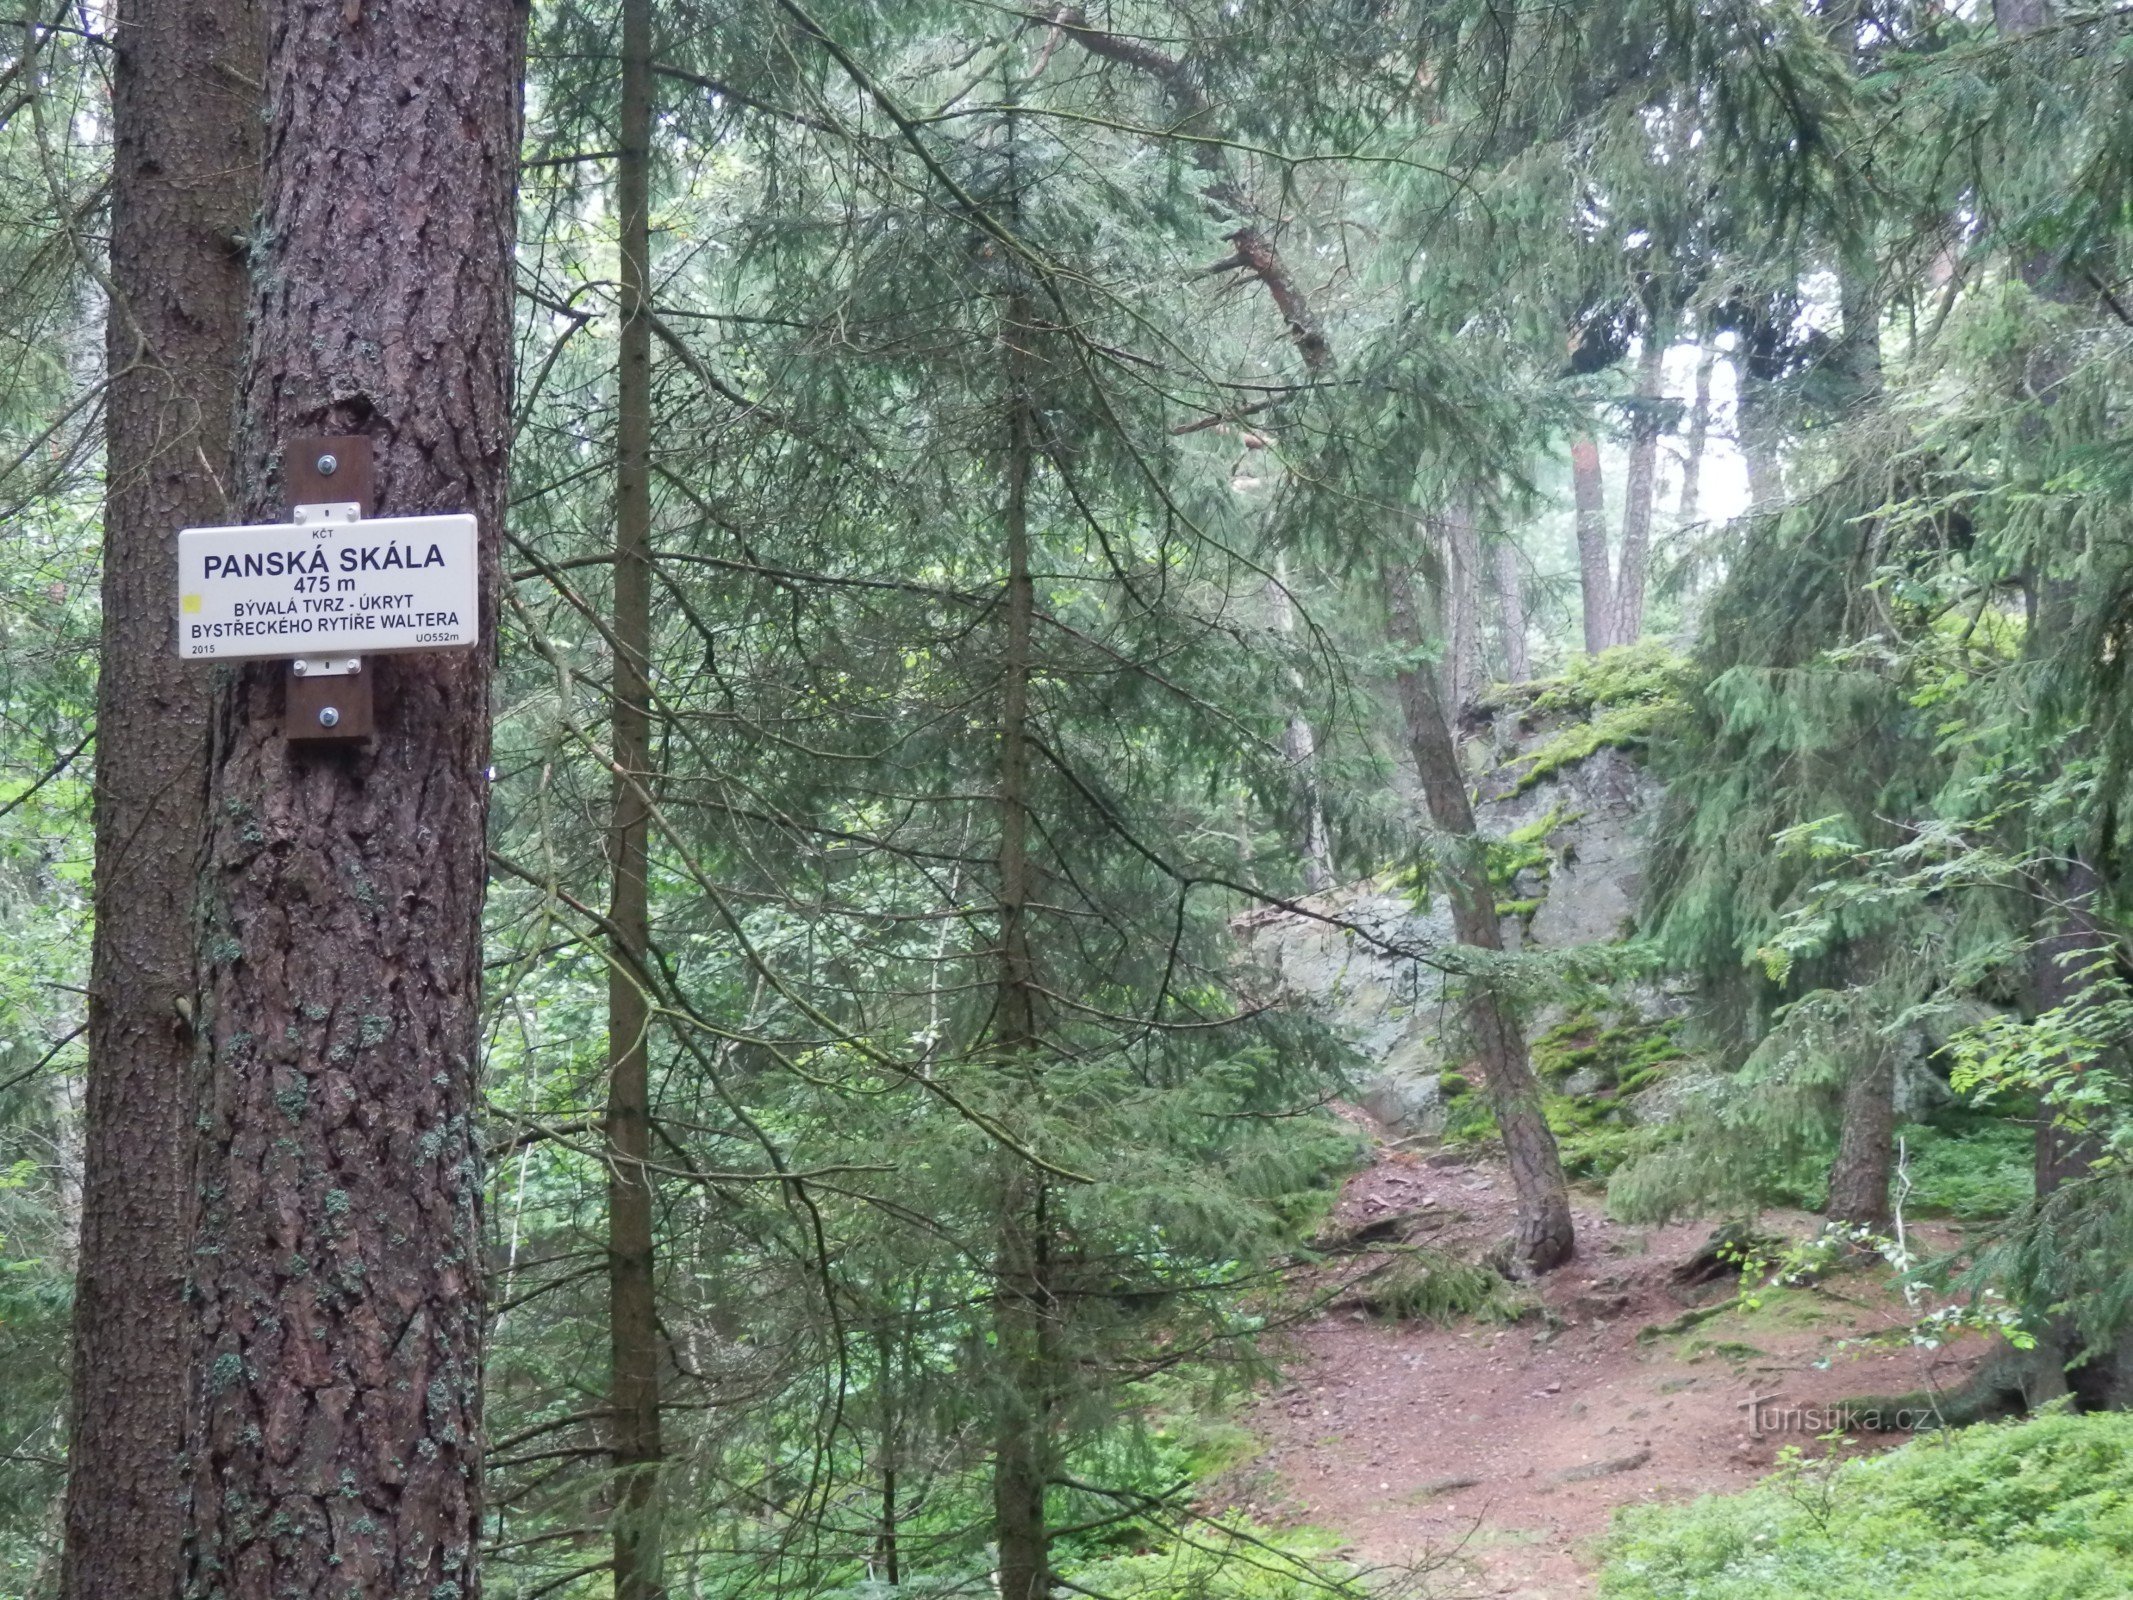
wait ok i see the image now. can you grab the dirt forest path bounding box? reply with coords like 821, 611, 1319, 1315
1223, 1124, 1993, 1598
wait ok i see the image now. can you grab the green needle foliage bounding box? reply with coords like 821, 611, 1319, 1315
2, 0, 2133, 1591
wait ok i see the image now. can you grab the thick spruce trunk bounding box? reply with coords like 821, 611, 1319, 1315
62, 0, 259, 1591
608, 0, 665, 1587
1385, 563, 1574, 1273
180, 0, 522, 1592
1826, 1046, 1896, 1231
1570, 432, 1612, 653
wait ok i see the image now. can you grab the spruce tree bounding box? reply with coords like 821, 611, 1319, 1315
180, 0, 523, 1589
62, 0, 257, 1590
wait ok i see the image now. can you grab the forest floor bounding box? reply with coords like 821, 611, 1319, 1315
1211, 1115, 1997, 1599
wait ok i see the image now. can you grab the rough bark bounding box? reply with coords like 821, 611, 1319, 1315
608, 0, 665, 1586
1611, 325, 1669, 647
1384, 562, 1574, 1274
61, 0, 259, 1592
180, 0, 522, 1592
1677, 342, 1715, 524
1570, 431, 1612, 653
1489, 538, 1530, 685
1826, 1046, 1897, 1231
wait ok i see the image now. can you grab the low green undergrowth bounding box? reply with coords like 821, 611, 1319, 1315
1062, 1519, 1352, 1600
1599, 1409, 2133, 1599
1896, 1116, 2033, 1221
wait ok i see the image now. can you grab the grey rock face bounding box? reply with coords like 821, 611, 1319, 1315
1237, 743, 1663, 1135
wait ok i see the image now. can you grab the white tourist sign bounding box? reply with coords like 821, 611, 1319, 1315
176, 510, 479, 660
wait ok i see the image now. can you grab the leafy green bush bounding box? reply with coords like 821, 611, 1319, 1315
1600, 1410, 2133, 1599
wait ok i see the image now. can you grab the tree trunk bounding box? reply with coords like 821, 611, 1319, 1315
1490, 538, 1530, 685
1826, 1046, 1897, 1230
609, 0, 665, 1586
992, 293, 1054, 1600
1612, 323, 1669, 647
1442, 505, 1486, 715
1677, 341, 1715, 524
1570, 431, 1612, 653
180, 0, 522, 1592
2029, 858, 2111, 1198
1268, 562, 1332, 892
993, 1178, 1052, 1600
1735, 359, 1784, 511
2021, 854, 2131, 1407
1384, 561, 1574, 1274
1827, 0, 1883, 409
61, 0, 258, 1591
1835, 264, 1883, 401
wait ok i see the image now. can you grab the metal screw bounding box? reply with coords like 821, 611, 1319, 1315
318, 706, 340, 729
293, 659, 311, 676
316, 452, 339, 477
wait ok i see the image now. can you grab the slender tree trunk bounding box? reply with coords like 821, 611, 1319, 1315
2029, 859, 2111, 1198
1442, 505, 1486, 714
1490, 538, 1530, 685
1827, 1046, 1897, 1230
993, 1176, 1052, 1600
878, 1463, 900, 1584
992, 293, 1054, 1600
1268, 562, 1332, 891
1735, 358, 1784, 511
1570, 431, 1612, 653
609, 0, 665, 1587
1384, 561, 1574, 1273
1677, 341, 1715, 524
61, 0, 258, 1592
1828, 0, 1883, 411
1612, 322, 1670, 646
180, 0, 521, 1592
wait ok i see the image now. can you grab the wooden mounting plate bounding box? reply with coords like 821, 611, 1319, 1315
284, 436, 376, 745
